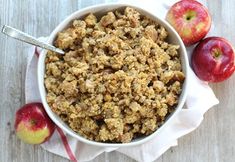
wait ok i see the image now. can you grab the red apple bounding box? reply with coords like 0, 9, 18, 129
192, 37, 235, 82
15, 103, 55, 144
166, 0, 212, 46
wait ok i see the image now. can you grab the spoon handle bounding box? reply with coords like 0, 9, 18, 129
1, 25, 64, 55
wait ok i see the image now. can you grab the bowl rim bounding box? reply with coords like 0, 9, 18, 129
37, 2, 189, 147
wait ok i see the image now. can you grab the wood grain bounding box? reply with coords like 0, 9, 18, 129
0, 0, 235, 161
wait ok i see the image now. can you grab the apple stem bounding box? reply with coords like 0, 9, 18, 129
30, 119, 37, 125
186, 16, 191, 21
184, 11, 197, 21
212, 48, 222, 59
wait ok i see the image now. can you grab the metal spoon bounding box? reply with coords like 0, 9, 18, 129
1, 25, 64, 55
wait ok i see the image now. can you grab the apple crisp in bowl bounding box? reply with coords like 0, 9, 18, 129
38, 4, 189, 147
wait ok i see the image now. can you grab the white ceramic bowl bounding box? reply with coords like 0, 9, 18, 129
38, 3, 189, 147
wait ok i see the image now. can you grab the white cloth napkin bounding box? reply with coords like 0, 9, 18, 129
25, 0, 219, 161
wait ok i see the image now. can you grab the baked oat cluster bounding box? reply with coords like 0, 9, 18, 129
45, 7, 185, 143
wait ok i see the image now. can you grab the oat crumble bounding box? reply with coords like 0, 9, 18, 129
44, 7, 185, 143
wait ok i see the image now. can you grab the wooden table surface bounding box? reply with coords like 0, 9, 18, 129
1, 0, 235, 161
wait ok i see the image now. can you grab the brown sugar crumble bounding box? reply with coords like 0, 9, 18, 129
44, 7, 185, 143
